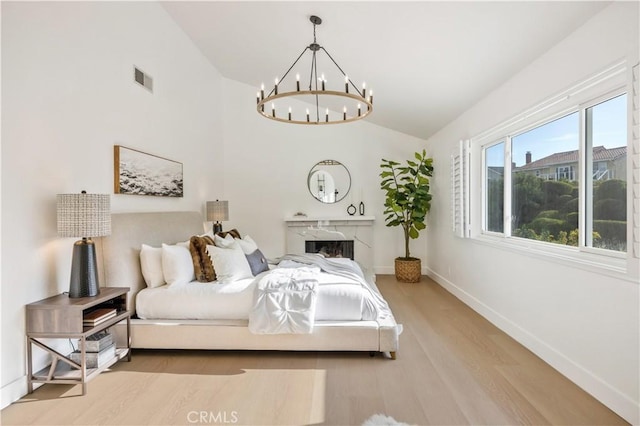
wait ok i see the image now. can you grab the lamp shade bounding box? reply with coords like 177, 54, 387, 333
206, 200, 229, 222
57, 193, 111, 238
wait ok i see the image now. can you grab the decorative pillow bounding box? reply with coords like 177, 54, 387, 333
216, 228, 241, 239
214, 234, 267, 276
245, 248, 269, 276
189, 235, 216, 282
140, 244, 165, 288
235, 235, 259, 254
161, 243, 195, 286
213, 233, 235, 248
206, 241, 253, 283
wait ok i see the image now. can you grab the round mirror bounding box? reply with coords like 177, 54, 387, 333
307, 160, 351, 204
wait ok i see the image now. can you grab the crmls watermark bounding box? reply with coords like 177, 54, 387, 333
187, 410, 239, 424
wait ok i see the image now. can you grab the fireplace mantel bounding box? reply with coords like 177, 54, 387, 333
284, 216, 375, 225
284, 216, 375, 274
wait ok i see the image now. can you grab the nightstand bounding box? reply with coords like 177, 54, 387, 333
26, 287, 131, 395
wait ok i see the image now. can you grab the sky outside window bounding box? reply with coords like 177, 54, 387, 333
485, 95, 626, 168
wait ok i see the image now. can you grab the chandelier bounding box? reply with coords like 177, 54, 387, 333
256, 15, 373, 125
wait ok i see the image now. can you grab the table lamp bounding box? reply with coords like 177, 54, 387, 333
57, 191, 111, 298
206, 200, 229, 234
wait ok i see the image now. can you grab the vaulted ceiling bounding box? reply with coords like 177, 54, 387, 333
161, 1, 609, 140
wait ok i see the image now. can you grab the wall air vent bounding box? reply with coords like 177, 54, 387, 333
133, 66, 153, 93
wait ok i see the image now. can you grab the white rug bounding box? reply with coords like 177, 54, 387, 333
362, 413, 409, 426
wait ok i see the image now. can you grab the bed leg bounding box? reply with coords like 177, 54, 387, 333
390, 351, 397, 360
369, 351, 376, 357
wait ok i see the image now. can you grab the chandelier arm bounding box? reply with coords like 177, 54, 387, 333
309, 50, 317, 91
311, 50, 320, 121
266, 46, 310, 97
320, 47, 365, 98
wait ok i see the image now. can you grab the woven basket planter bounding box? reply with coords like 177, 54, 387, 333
395, 258, 421, 283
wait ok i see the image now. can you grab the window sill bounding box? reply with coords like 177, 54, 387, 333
472, 233, 635, 282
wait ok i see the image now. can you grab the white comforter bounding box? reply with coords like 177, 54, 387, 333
247, 254, 393, 334
248, 266, 319, 334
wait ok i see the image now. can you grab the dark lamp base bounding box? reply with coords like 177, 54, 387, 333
69, 239, 100, 298
213, 223, 223, 234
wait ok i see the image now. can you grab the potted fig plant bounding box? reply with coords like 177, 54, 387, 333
380, 149, 434, 282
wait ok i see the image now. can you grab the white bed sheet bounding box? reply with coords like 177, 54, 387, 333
135, 270, 376, 321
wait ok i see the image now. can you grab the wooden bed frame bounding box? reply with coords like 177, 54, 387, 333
99, 211, 399, 358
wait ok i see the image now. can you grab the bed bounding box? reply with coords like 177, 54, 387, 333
100, 211, 400, 358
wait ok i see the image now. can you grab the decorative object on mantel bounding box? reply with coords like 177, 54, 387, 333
347, 204, 357, 216
114, 145, 183, 197
380, 149, 434, 283
359, 201, 365, 216
308, 160, 351, 203
57, 191, 111, 297
206, 200, 229, 234
256, 15, 373, 125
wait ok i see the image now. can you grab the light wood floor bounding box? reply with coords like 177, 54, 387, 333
2, 275, 627, 425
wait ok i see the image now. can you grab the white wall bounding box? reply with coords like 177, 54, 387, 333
424, 3, 639, 423
1, 2, 224, 406
221, 78, 427, 273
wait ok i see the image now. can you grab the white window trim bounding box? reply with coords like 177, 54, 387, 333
472, 59, 631, 277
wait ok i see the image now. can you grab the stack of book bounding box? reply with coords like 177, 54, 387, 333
70, 331, 116, 368
82, 308, 117, 326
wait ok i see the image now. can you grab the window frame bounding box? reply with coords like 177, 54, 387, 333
580, 89, 628, 257
473, 60, 630, 275
482, 139, 506, 237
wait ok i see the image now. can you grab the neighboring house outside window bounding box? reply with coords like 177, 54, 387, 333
514, 146, 627, 182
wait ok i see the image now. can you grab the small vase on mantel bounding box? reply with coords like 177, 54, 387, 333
359, 202, 365, 215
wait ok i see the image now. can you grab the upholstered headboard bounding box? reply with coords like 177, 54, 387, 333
100, 211, 205, 313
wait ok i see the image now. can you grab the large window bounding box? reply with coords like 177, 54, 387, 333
482, 93, 627, 253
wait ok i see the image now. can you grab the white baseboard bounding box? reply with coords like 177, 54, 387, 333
1, 375, 29, 410
426, 267, 639, 425
373, 266, 394, 275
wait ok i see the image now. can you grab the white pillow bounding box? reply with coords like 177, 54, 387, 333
214, 234, 259, 255
235, 235, 259, 255
161, 242, 195, 286
213, 233, 235, 248
140, 244, 165, 288
207, 241, 253, 283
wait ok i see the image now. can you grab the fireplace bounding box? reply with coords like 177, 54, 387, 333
305, 240, 354, 260
285, 216, 374, 273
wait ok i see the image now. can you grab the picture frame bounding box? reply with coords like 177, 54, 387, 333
113, 145, 183, 197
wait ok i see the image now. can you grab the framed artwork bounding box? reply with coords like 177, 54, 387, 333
114, 145, 183, 197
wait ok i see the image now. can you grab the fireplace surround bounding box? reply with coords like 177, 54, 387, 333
285, 216, 374, 274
